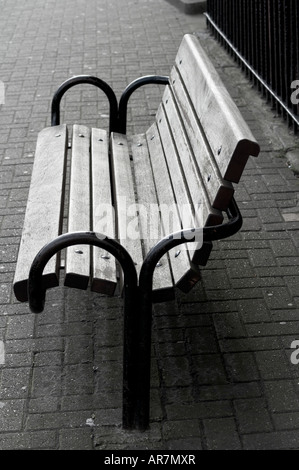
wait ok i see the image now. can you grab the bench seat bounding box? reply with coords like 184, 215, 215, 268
13, 122, 212, 304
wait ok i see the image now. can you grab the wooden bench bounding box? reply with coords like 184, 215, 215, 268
13, 34, 260, 431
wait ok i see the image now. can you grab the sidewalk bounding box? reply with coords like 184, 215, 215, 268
1, 0, 299, 450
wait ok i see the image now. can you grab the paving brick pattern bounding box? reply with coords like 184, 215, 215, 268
0, 0, 299, 450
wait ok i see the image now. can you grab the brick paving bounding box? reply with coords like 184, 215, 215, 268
0, 0, 299, 450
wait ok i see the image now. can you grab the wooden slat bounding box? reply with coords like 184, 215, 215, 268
156, 104, 196, 227
158, 92, 224, 267
13, 124, 68, 302
91, 128, 117, 295
146, 122, 200, 293
110, 132, 144, 281
131, 133, 174, 301
175, 34, 260, 183
64, 124, 91, 289
156, 104, 200, 260
168, 69, 234, 212
161, 86, 226, 219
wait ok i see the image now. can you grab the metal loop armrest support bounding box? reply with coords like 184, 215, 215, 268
51, 75, 119, 134
140, 197, 242, 292
118, 75, 169, 134
27, 230, 140, 430
28, 231, 137, 314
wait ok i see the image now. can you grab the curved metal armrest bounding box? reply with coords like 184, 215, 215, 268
118, 75, 169, 134
139, 198, 242, 288
51, 75, 119, 134
28, 231, 138, 313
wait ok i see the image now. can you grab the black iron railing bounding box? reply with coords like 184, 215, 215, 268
205, 0, 299, 133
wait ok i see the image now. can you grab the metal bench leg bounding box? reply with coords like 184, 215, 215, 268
123, 284, 153, 431
131, 199, 243, 430
131, 255, 159, 431
27, 231, 139, 429
122, 286, 142, 429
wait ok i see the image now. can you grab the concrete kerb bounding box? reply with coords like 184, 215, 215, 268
164, 0, 207, 15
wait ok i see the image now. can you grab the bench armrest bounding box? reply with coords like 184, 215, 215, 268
51, 75, 119, 134
118, 75, 169, 134
27, 232, 138, 313
139, 197, 242, 293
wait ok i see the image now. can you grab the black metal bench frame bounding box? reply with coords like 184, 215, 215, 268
24, 74, 243, 431
15, 30, 262, 431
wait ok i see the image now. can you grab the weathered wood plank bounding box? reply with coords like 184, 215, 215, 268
159, 90, 224, 266
131, 133, 174, 301
156, 103, 199, 260
146, 122, 200, 293
175, 34, 260, 183
161, 85, 227, 219
168, 69, 234, 212
156, 104, 195, 227
91, 128, 117, 295
110, 132, 143, 281
13, 124, 68, 302
64, 124, 91, 289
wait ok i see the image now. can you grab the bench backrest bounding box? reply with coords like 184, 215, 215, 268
153, 34, 259, 228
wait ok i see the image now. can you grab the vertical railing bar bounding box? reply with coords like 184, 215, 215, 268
262, 0, 268, 98
253, 0, 257, 83
258, 0, 263, 91
285, 0, 291, 126
250, 0, 255, 82
294, 0, 299, 132
231, 0, 234, 57
265, 0, 271, 102
274, 1, 281, 114
246, 0, 249, 65
280, 0, 286, 118
236, 3, 241, 66
241, 0, 245, 72
269, 0, 276, 108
